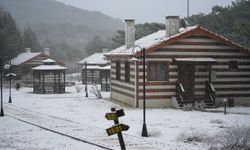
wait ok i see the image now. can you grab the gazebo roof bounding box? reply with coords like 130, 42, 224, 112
43, 58, 56, 63
32, 65, 66, 70
78, 53, 108, 65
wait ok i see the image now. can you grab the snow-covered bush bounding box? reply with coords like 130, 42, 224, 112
75, 84, 83, 93
177, 128, 212, 144
220, 125, 250, 149
210, 119, 223, 125
90, 84, 102, 99
182, 101, 206, 111
182, 104, 193, 111
193, 101, 205, 112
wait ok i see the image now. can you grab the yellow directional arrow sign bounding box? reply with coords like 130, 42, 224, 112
106, 124, 130, 136
105, 112, 117, 120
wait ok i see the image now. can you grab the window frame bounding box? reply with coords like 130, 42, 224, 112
147, 61, 169, 82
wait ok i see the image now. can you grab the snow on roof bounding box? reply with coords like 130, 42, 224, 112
81, 65, 111, 70
5, 73, 16, 77
78, 53, 108, 65
32, 65, 66, 70
11, 52, 41, 65
105, 25, 198, 56
174, 58, 217, 63
101, 65, 111, 70
43, 59, 56, 63
82, 65, 102, 70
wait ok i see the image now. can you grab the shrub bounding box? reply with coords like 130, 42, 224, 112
221, 125, 250, 149
90, 84, 102, 99
210, 125, 250, 149
75, 84, 83, 93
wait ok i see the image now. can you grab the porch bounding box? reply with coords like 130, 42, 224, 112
174, 58, 217, 107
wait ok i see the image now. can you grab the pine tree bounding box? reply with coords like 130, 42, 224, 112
22, 28, 41, 51
0, 8, 22, 59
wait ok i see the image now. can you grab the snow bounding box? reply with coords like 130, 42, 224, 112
1, 86, 250, 149
101, 65, 111, 70
78, 53, 109, 65
105, 25, 198, 56
32, 65, 67, 70
42, 58, 56, 63
11, 52, 41, 65
81, 65, 111, 70
174, 58, 217, 63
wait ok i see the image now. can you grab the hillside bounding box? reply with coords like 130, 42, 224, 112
0, 0, 123, 61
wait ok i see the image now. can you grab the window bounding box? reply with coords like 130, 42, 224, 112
228, 61, 238, 70
125, 61, 130, 82
148, 62, 168, 81
116, 60, 120, 80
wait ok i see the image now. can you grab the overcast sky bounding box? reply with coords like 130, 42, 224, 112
55, 0, 235, 23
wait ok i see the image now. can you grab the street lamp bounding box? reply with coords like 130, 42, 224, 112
4, 60, 15, 103
130, 45, 148, 137
85, 62, 88, 98
0, 58, 4, 116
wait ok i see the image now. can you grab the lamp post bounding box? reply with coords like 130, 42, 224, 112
4, 60, 14, 103
85, 62, 88, 98
0, 58, 4, 116
187, 0, 190, 19
130, 46, 148, 137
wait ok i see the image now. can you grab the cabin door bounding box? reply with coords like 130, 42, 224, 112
178, 64, 195, 102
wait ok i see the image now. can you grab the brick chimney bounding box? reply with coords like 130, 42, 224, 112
44, 48, 50, 56
166, 16, 180, 37
125, 19, 135, 49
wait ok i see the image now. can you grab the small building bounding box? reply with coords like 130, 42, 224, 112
105, 16, 250, 108
11, 48, 64, 80
78, 52, 110, 91
32, 59, 67, 94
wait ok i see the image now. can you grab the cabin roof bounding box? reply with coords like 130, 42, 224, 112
78, 53, 108, 65
12, 52, 41, 65
105, 25, 249, 57
11, 52, 65, 66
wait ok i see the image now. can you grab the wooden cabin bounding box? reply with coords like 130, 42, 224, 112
78, 52, 110, 91
11, 48, 64, 80
105, 16, 250, 108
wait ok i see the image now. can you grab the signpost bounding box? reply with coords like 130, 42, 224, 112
105, 108, 129, 150
106, 124, 129, 136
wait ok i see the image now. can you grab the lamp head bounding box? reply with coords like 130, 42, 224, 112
130, 55, 139, 62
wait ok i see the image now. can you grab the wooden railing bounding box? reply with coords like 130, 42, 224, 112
205, 81, 216, 104
176, 82, 185, 105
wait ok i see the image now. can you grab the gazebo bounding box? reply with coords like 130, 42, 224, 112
32, 59, 67, 94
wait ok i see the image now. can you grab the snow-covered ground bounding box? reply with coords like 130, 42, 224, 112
1, 85, 250, 149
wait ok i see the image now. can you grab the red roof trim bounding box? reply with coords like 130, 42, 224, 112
139, 26, 250, 56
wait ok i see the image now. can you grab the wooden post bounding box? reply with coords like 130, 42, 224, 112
105, 71, 108, 91
42, 72, 45, 94
100, 70, 103, 91
111, 108, 126, 150
54, 71, 56, 93
58, 72, 61, 93
208, 65, 211, 83
33, 71, 35, 93
63, 70, 65, 93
